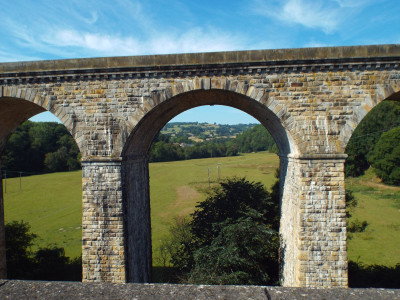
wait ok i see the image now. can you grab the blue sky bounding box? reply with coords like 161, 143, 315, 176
2, 0, 400, 124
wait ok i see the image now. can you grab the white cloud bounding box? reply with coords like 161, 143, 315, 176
253, 0, 353, 33
283, 0, 339, 32
39, 27, 245, 56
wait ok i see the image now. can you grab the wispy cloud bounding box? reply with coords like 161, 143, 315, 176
281, 0, 339, 33
19, 26, 246, 57
0, 0, 387, 62
0, 0, 249, 61
252, 0, 367, 34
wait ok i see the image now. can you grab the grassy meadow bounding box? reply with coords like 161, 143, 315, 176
3, 151, 400, 269
3, 170, 82, 258
346, 169, 400, 266
3, 152, 279, 261
149, 151, 279, 264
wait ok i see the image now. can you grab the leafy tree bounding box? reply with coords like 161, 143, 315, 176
162, 177, 280, 285
44, 147, 69, 172
369, 127, 400, 185
234, 124, 277, 153
346, 100, 400, 177
187, 214, 279, 285
190, 178, 279, 247
33, 246, 82, 281
1, 122, 36, 173
4, 220, 82, 281
156, 217, 193, 282
1, 121, 81, 176
5, 221, 37, 279
345, 190, 368, 239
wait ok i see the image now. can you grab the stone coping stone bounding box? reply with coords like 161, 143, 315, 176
0, 280, 399, 299
1, 44, 400, 73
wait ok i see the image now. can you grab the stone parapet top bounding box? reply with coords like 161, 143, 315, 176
0, 281, 399, 300
1, 44, 400, 75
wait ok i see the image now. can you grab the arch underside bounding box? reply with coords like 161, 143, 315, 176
343, 87, 400, 149
0, 97, 45, 150
123, 89, 295, 158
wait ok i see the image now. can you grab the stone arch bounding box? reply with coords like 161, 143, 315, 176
0, 93, 83, 280
342, 83, 400, 149
340, 84, 400, 284
123, 88, 298, 157
0, 88, 80, 154
120, 87, 299, 283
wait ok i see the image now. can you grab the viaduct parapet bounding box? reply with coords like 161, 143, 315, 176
1, 44, 400, 287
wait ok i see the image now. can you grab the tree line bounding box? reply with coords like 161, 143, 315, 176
0, 121, 277, 175
150, 124, 278, 162
345, 100, 400, 185
1, 121, 81, 177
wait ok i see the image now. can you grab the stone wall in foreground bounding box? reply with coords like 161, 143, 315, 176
0, 281, 399, 300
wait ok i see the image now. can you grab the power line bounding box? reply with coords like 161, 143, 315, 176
0, 170, 49, 194
0, 169, 45, 176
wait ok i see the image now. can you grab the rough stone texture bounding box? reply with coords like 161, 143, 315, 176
81, 161, 126, 283
296, 156, 347, 287
279, 156, 301, 287
0, 44, 400, 287
0, 281, 400, 300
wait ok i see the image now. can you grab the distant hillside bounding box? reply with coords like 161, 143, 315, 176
1, 121, 277, 173
150, 123, 278, 162
160, 122, 257, 142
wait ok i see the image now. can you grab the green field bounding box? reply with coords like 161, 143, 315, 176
149, 152, 279, 263
3, 171, 82, 258
346, 169, 400, 266
3, 152, 279, 261
3, 152, 400, 268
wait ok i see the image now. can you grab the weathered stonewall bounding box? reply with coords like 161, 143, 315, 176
1, 281, 400, 300
1, 44, 400, 287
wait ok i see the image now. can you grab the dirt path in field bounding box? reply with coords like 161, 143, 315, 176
358, 179, 400, 191
170, 185, 202, 217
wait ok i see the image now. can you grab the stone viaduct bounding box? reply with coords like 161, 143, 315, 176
0, 44, 400, 288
